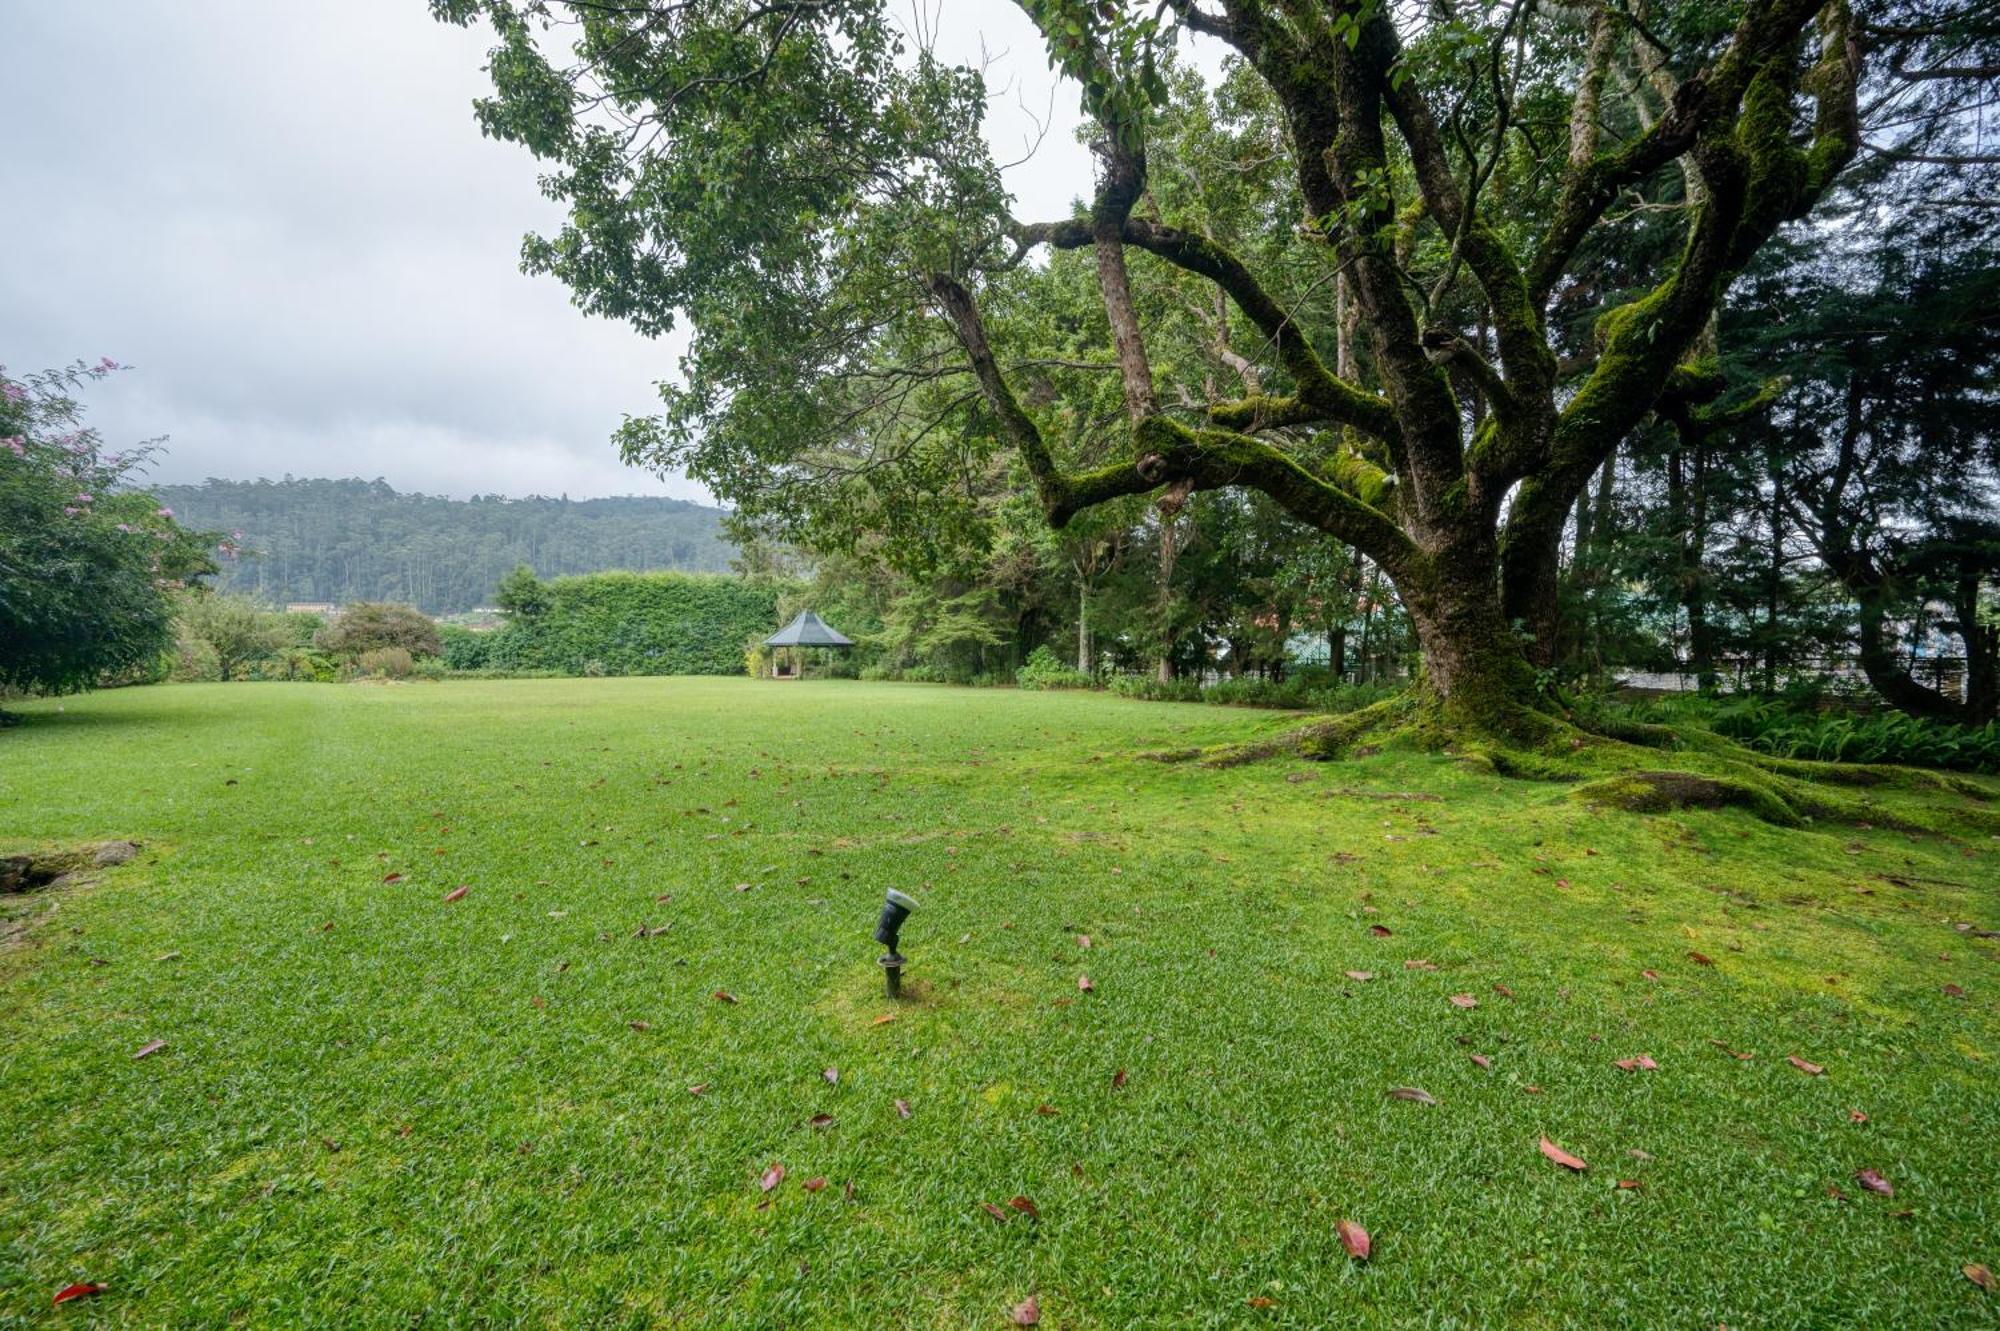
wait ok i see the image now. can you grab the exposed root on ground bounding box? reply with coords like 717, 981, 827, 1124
1139, 686, 1999, 832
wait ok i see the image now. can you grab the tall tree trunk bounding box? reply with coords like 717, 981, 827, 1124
1957, 575, 1997, 724
1077, 581, 1091, 675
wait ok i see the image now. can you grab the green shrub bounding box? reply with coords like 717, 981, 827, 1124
356, 647, 415, 679
438, 625, 493, 671
317, 602, 441, 660
486, 573, 782, 677
1016, 645, 1092, 691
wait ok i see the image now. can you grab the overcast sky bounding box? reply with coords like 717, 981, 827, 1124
0, 2, 1113, 502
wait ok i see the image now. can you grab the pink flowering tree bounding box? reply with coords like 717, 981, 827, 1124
0, 360, 219, 703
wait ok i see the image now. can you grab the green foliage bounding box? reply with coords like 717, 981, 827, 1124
1015, 645, 1092, 691
316, 602, 443, 660
485, 573, 781, 677
355, 647, 416, 679
153, 478, 734, 613
438, 625, 495, 671
1710, 702, 2000, 773
495, 563, 549, 620
0, 361, 218, 696
175, 593, 287, 681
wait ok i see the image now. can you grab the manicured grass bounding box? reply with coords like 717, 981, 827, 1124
2, 678, 1996, 1328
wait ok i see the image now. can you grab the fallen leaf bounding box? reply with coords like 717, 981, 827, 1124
1944, 983, 1966, 999
809, 1113, 835, 1129
1404, 959, 1437, 971
1035, 1104, 1059, 1116
1345, 970, 1375, 981
871, 1012, 896, 1026
823, 1066, 839, 1085
1641, 969, 1660, 981
1388, 1087, 1437, 1105
802, 1176, 827, 1192
1849, 1108, 1868, 1123
1007, 1195, 1040, 1219
1539, 1136, 1588, 1171
1112, 1067, 1128, 1088
1493, 983, 1515, 998
629, 1021, 651, 1032
687, 1083, 709, 1096
1247, 1295, 1276, 1308
1854, 1168, 1893, 1197
1369, 924, 1392, 937
1710, 1040, 1754, 1060
132, 1039, 166, 1060
1965, 1264, 1997, 1292
1787, 1055, 1825, 1076
1077, 935, 1091, 949
52, 1283, 105, 1306
1614, 1055, 1659, 1072
1687, 951, 1714, 966
1449, 993, 1478, 1009
713, 990, 738, 1004
980, 1201, 1009, 1222
1616, 1178, 1643, 1190
895, 1098, 912, 1118
1337, 1219, 1371, 1260
1010, 1294, 1041, 1325
759, 1162, 785, 1192
1469, 1053, 1493, 1069
1077, 974, 1094, 992
382, 872, 403, 883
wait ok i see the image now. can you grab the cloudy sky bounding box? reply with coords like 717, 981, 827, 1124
0, 2, 1114, 502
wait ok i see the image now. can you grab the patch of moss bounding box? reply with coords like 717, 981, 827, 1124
1572, 769, 1803, 826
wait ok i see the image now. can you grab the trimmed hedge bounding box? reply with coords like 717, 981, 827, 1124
485, 573, 781, 677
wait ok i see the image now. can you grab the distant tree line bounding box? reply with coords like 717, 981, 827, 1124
152, 477, 736, 613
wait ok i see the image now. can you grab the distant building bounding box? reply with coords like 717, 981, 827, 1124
286, 603, 336, 616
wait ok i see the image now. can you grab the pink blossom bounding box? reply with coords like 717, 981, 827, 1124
2, 436, 23, 457
98, 357, 121, 371
64, 506, 81, 516
156, 506, 174, 518
1, 383, 23, 404
74, 492, 93, 503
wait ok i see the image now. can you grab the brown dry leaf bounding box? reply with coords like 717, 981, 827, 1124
1688, 951, 1714, 966
1389, 1087, 1437, 1105
809, 1113, 835, 1129
1614, 1055, 1659, 1072
1077, 935, 1092, 949
1336, 1219, 1371, 1260
1077, 974, 1094, 992
1539, 1136, 1588, 1171
802, 1176, 828, 1193
1849, 1108, 1868, 1123
382, 872, 403, 884
1616, 1178, 1644, 1190
1469, 1053, 1493, 1070
1641, 969, 1660, 981
1854, 1168, 1894, 1197
733, 882, 753, 893
980, 1201, 1009, 1222
1710, 1039, 1754, 1060
1404, 959, 1437, 971
1247, 1296, 1276, 1308
1449, 993, 1478, 1009
628, 1020, 651, 1032
871, 1012, 897, 1026
1369, 924, 1392, 937
759, 1162, 785, 1192
1010, 1294, 1042, 1325
823, 1067, 839, 1085
1964, 1264, 1997, 1292
1345, 970, 1375, 981
443, 885, 469, 903
1112, 1067, 1128, 1089
1493, 983, 1515, 999
1943, 983, 1966, 999
713, 990, 738, 1004
687, 1083, 709, 1096
1787, 1055, 1825, 1076
1035, 1104, 1059, 1116
1007, 1195, 1040, 1219
895, 1098, 912, 1118
132, 1039, 166, 1060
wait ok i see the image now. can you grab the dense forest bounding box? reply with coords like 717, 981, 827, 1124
152, 477, 734, 612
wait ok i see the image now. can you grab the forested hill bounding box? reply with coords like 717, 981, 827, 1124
154, 478, 736, 613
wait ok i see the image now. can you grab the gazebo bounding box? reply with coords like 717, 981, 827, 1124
763, 610, 853, 680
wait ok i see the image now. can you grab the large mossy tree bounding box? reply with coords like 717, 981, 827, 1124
435, 0, 1870, 738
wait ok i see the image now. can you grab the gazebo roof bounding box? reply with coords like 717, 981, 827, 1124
764, 609, 853, 648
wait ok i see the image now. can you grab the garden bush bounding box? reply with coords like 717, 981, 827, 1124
317, 602, 441, 660
356, 647, 415, 679
439, 624, 493, 671
484, 572, 781, 677
1016, 645, 1092, 691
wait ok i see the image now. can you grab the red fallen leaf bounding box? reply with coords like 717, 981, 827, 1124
802, 1176, 827, 1192
132, 1039, 166, 1060
382, 872, 403, 883
1449, 993, 1478, 1009
1943, 983, 1966, 999
530, 996, 545, 1009
1641, 969, 1660, 981
1539, 1136, 1588, 1171
443, 885, 469, 903
871, 1013, 896, 1026
1787, 1055, 1825, 1076
980, 1201, 1009, 1222
1854, 1168, 1893, 1196
1035, 1104, 1059, 1116
1469, 1053, 1493, 1069
713, 990, 737, 1004
1965, 1264, 1997, 1292
1493, 983, 1515, 998
1077, 935, 1091, 949
1077, 974, 1094, 992
1112, 1067, 1128, 1088
1614, 1055, 1659, 1072
1368, 924, 1392, 937
809, 1113, 835, 1129
1247, 1295, 1276, 1308
687, 1083, 709, 1095
1010, 1294, 1041, 1325
1710, 1040, 1754, 1060
629, 1021, 651, 1031
1523, 1085, 1543, 1094
1616, 1178, 1643, 1190
759, 1162, 784, 1192
52, 1283, 105, 1306
1389, 1087, 1437, 1105
1006, 1195, 1040, 1219
1345, 970, 1374, 981
895, 1098, 912, 1118
1555, 879, 1570, 889
1827, 1184, 1848, 1200
1849, 1108, 1868, 1123
1337, 1219, 1371, 1260
823, 1067, 839, 1085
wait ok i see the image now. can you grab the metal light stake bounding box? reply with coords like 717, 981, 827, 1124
874, 889, 919, 999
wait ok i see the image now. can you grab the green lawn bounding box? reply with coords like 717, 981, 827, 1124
2, 679, 1995, 1328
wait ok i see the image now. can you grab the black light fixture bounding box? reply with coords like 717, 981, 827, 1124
874, 888, 919, 999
